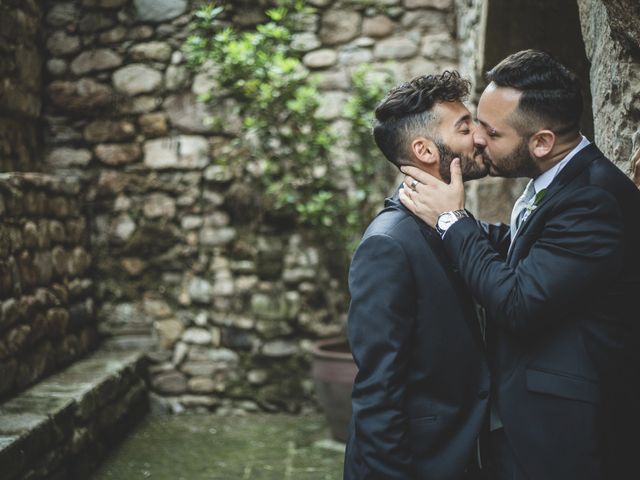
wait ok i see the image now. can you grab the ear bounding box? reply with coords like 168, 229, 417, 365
411, 137, 439, 167
529, 129, 556, 159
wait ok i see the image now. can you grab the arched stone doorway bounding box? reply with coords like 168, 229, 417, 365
465, 0, 594, 222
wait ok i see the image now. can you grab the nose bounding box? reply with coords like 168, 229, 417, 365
472, 129, 487, 148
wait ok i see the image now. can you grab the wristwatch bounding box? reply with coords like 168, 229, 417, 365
436, 209, 469, 236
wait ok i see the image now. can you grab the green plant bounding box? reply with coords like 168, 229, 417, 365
184, 2, 395, 275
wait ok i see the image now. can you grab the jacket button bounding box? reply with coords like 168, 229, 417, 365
478, 390, 489, 399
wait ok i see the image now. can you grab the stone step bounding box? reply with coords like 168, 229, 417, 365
0, 347, 148, 480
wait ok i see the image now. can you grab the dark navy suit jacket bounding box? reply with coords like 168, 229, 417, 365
344, 192, 490, 480
445, 144, 640, 480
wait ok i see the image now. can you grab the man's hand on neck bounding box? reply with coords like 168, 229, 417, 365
398, 159, 464, 227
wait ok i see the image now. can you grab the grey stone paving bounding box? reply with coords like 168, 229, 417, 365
91, 413, 344, 480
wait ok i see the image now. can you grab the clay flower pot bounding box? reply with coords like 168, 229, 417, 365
310, 337, 357, 442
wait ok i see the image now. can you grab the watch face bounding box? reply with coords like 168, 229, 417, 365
438, 212, 454, 229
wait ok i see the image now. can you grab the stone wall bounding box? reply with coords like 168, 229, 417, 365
41, 0, 461, 413
578, 0, 640, 169
0, 349, 147, 480
0, 173, 96, 400
0, 0, 43, 172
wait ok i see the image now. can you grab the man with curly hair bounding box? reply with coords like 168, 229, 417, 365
343, 71, 490, 480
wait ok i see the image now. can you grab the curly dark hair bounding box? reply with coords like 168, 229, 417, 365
373, 71, 471, 167
487, 49, 582, 137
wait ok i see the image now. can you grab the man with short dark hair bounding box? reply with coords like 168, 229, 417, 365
400, 49, 640, 480
343, 71, 490, 479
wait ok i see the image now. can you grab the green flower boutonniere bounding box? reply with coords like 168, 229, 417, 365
525, 188, 548, 214
533, 188, 548, 205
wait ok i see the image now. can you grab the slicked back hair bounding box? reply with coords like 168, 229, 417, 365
486, 49, 583, 138
373, 71, 471, 168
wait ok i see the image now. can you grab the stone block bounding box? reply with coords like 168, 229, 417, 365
133, 0, 188, 22
94, 143, 141, 166
320, 10, 362, 45
401, 10, 451, 32
178, 395, 219, 409
45, 148, 92, 168
47, 30, 80, 56
291, 32, 322, 52
421, 32, 457, 60
129, 42, 172, 62
363, 15, 396, 38
261, 340, 300, 358
46, 308, 70, 339
404, 0, 451, 9
181, 328, 212, 345
303, 49, 338, 69
313, 70, 351, 90
47, 58, 68, 77
186, 277, 213, 304
99, 26, 127, 44
138, 113, 168, 136
163, 94, 216, 134
84, 120, 136, 143
33, 251, 53, 285
165, 65, 189, 91
199, 227, 236, 246
374, 36, 419, 60
154, 319, 183, 349
70, 49, 122, 75
314, 91, 349, 120
181, 361, 216, 377
46, 3, 79, 27
151, 370, 187, 394
113, 64, 163, 95
117, 95, 162, 114
143, 135, 209, 170
47, 79, 114, 113
0, 325, 31, 359
187, 377, 216, 393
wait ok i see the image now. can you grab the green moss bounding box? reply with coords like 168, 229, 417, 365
91, 413, 343, 480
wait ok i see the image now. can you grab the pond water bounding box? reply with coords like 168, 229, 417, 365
90, 413, 344, 480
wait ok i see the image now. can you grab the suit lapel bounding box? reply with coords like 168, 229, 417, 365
508, 143, 601, 250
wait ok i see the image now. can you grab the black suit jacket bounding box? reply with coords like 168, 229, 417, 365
444, 144, 640, 480
343, 192, 490, 480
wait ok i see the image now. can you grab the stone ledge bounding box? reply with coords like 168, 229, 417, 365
0, 347, 148, 480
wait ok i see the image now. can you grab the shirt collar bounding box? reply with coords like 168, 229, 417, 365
532, 135, 591, 194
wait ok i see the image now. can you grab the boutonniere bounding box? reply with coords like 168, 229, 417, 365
524, 188, 548, 214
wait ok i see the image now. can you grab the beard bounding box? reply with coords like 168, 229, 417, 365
436, 141, 489, 183
484, 137, 540, 178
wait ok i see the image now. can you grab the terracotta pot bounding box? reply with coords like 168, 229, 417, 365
310, 337, 357, 442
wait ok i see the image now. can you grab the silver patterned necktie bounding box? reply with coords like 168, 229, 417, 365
510, 180, 536, 240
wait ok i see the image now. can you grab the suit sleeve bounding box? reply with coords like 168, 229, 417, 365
444, 187, 624, 337
347, 233, 416, 479
477, 220, 510, 258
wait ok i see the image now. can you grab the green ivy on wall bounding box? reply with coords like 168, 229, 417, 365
184, 1, 396, 275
